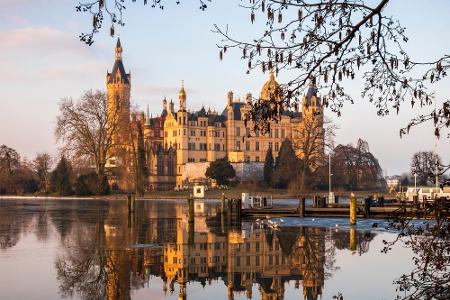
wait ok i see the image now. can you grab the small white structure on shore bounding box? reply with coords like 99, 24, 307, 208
193, 185, 205, 198
242, 193, 273, 208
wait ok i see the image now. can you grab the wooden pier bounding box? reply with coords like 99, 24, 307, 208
242, 205, 402, 219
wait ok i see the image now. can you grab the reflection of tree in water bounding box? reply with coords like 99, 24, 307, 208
54, 200, 166, 300
1, 200, 380, 300
55, 221, 108, 300
330, 229, 376, 255
0, 201, 37, 249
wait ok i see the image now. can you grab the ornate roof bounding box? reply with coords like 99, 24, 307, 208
260, 70, 281, 101
107, 38, 130, 84
304, 78, 321, 107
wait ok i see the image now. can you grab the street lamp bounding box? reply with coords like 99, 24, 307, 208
328, 152, 334, 203
413, 167, 417, 194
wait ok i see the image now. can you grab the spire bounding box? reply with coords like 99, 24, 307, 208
179, 80, 186, 111
115, 37, 123, 60
269, 68, 275, 80
146, 104, 151, 125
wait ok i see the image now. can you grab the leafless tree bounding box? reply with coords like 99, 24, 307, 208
292, 111, 337, 192
410, 151, 443, 186
331, 139, 384, 190
74, 1, 450, 136
33, 152, 52, 194
212, 0, 450, 137
76, 0, 210, 45
384, 200, 450, 300
0, 145, 21, 194
55, 90, 119, 179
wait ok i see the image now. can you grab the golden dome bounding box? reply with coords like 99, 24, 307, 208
260, 70, 281, 101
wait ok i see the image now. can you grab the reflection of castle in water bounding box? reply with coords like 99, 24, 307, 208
99, 202, 375, 300
0, 200, 376, 300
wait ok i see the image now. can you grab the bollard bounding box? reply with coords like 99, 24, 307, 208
435, 197, 442, 220
413, 195, 419, 209
188, 197, 194, 223
299, 197, 305, 218
350, 193, 357, 225
313, 195, 318, 208
364, 197, 371, 218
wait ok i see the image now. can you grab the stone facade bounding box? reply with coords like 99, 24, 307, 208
106, 39, 324, 190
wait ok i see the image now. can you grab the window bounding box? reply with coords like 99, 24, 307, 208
275, 142, 279, 151
281, 128, 285, 138
188, 158, 195, 162
246, 128, 250, 137
190, 130, 196, 136
255, 142, 260, 151
256, 156, 260, 162
268, 142, 273, 150
256, 256, 260, 266
269, 129, 273, 138
173, 130, 177, 137
188, 143, 196, 150
246, 256, 250, 266
183, 129, 186, 136
200, 130, 207, 137
236, 127, 240, 137
236, 141, 240, 151
256, 242, 260, 251
255, 129, 259, 137
200, 158, 207, 162
200, 143, 207, 150
214, 143, 221, 151
275, 129, 279, 138
164, 131, 168, 138
246, 141, 250, 151
208, 143, 211, 150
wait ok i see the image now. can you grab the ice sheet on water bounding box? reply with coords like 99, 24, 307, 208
247, 217, 436, 233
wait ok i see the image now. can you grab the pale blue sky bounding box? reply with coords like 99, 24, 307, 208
0, 0, 449, 175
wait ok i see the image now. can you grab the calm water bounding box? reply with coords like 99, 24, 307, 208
0, 199, 413, 300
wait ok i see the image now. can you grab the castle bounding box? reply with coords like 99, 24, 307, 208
106, 39, 324, 191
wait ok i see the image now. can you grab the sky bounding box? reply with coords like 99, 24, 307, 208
0, 0, 449, 175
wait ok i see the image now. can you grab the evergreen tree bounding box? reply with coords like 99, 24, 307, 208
273, 140, 301, 189
50, 156, 73, 196
263, 147, 274, 186
205, 157, 236, 186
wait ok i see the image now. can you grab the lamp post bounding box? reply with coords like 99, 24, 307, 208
414, 172, 417, 192
328, 152, 333, 203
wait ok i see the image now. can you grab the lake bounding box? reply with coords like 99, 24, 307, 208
0, 198, 413, 300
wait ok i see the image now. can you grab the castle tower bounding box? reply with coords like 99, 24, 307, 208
107, 38, 131, 145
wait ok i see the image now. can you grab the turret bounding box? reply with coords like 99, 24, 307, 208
115, 38, 123, 60
161, 96, 168, 117
227, 91, 234, 107
178, 81, 186, 111
303, 76, 321, 108
246, 92, 252, 105
169, 99, 174, 113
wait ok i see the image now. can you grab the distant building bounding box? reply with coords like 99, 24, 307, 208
106, 39, 324, 191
